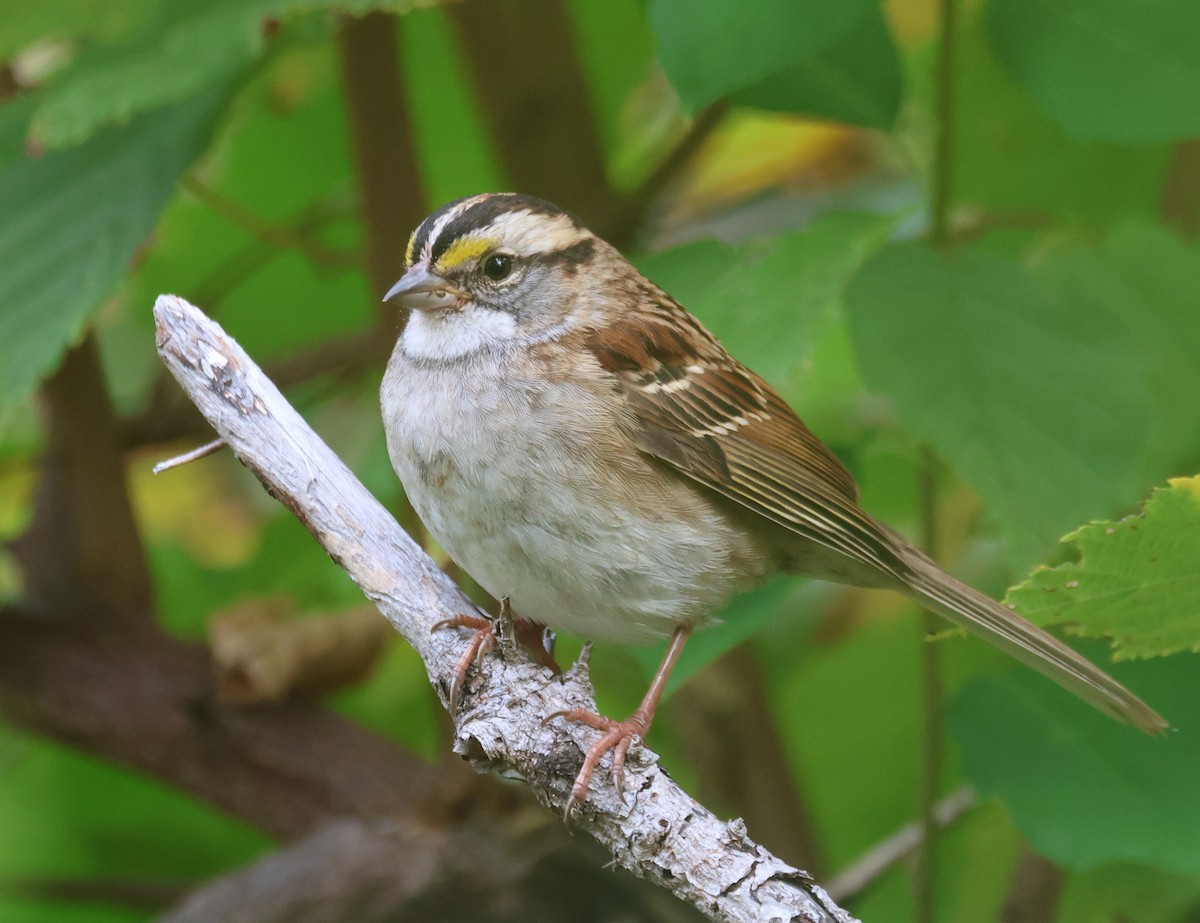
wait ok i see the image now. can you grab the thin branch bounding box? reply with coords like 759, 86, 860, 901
0, 612, 447, 839
608, 102, 728, 249
190, 192, 359, 311
913, 449, 944, 923
915, 0, 959, 913
157, 818, 508, 923
180, 174, 361, 270
153, 294, 857, 923
928, 0, 957, 249
0, 61, 19, 103
153, 438, 226, 473
156, 816, 707, 923
6, 875, 187, 912
826, 787, 977, 904
208, 602, 389, 703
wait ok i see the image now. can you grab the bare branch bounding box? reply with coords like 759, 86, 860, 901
157, 818, 519, 923
825, 787, 977, 903
119, 325, 386, 450
447, 0, 618, 236
153, 294, 858, 923
667, 643, 826, 876
156, 816, 710, 923
8, 875, 186, 912
208, 601, 389, 703
153, 438, 227, 473
0, 612, 445, 838
608, 102, 728, 248
12, 333, 153, 618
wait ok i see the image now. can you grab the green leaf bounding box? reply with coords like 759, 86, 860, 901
1057, 863, 1200, 923
25, 0, 427, 150
845, 242, 1156, 565
0, 94, 35, 171
949, 652, 1200, 876
648, 0, 872, 104
647, 0, 901, 127
1007, 478, 1200, 660
986, 0, 1200, 143
0, 0, 126, 60
727, 4, 903, 129
636, 211, 898, 385
115, 41, 374, 370
952, 18, 1168, 227
0, 88, 227, 408
1030, 224, 1200, 480
28, 3, 260, 150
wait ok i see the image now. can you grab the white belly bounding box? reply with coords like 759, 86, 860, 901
381, 345, 767, 644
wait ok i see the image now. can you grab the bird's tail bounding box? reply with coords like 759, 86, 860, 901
897, 545, 1167, 734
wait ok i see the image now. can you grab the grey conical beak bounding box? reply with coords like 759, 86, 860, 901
383, 266, 467, 312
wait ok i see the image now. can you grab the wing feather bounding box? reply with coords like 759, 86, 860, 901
582, 278, 1166, 733
585, 287, 906, 580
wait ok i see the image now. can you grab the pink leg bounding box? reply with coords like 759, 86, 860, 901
433, 607, 561, 710
548, 624, 692, 817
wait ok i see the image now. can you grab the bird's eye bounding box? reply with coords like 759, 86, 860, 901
483, 253, 513, 281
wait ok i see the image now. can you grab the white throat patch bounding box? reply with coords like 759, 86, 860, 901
401, 304, 519, 360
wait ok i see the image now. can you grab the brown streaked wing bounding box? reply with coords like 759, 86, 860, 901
586, 291, 907, 580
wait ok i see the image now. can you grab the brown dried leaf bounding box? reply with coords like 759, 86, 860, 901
209, 598, 389, 703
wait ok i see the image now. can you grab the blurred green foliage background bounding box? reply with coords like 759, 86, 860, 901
1, 1, 1199, 921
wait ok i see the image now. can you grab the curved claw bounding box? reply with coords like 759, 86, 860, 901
550, 708, 648, 819
611, 735, 635, 803
432, 614, 495, 711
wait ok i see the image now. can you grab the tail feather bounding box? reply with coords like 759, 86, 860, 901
898, 549, 1167, 735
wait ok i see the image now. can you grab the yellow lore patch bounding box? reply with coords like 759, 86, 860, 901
435, 236, 494, 272
405, 232, 417, 267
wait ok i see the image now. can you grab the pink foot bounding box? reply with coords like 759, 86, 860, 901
547, 707, 650, 817
432, 609, 561, 710
545, 624, 693, 818
431, 614, 496, 711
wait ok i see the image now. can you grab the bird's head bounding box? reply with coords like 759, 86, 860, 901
385, 193, 611, 358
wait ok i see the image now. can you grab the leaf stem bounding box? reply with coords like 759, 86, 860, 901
929, 0, 957, 249
916, 0, 958, 918
914, 449, 944, 923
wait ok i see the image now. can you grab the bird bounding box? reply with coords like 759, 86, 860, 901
379, 192, 1166, 815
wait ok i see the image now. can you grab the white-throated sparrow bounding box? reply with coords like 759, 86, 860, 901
381, 193, 1165, 813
